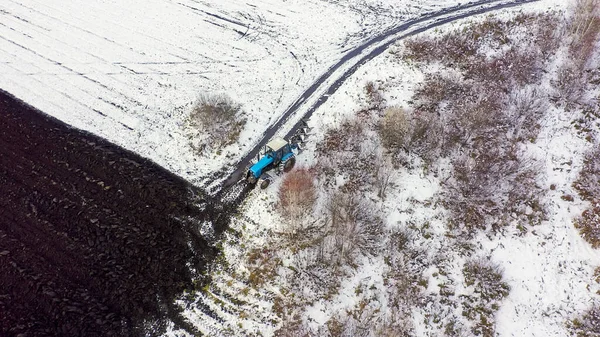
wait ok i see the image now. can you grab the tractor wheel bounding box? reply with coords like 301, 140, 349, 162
260, 178, 270, 189
283, 157, 296, 172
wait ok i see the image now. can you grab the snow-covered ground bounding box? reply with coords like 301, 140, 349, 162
1, 0, 463, 185
4, 0, 599, 336
169, 1, 600, 336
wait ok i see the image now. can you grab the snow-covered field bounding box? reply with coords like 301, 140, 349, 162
1, 0, 462, 185
167, 1, 600, 336
3, 0, 599, 336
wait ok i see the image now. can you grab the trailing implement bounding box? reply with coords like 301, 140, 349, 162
246, 122, 310, 189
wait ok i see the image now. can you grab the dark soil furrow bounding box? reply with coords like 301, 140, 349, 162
0, 89, 216, 337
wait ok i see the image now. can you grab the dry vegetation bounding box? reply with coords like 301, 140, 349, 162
574, 145, 600, 248
186, 93, 247, 154
234, 2, 600, 335
570, 305, 600, 337
402, 12, 559, 238
462, 259, 510, 337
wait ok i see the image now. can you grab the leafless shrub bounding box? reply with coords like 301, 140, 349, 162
414, 73, 472, 114
187, 93, 246, 152
381, 245, 420, 337
404, 17, 509, 67
505, 162, 547, 228
365, 81, 385, 111
507, 86, 549, 142
527, 12, 562, 57
575, 203, 600, 248
444, 140, 545, 236
568, 0, 600, 67
573, 145, 600, 247
465, 49, 541, 89
406, 109, 444, 162
575, 145, 600, 201
378, 103, 444, 165
318, 119, 365, 156
316, 118, 380, 193
403, 37, 438, 63
553, 0, 600, 105
440, 86, 508, 155
388, 228, 413, 253
375, 157, 394, 200
462, 258, 510, 337
570, 305, 600, 337
555, 62, 589, 104
325, 192, 384, 265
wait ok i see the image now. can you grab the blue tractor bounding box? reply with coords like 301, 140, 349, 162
246, 137, 298, 189
246, 122, 309, 189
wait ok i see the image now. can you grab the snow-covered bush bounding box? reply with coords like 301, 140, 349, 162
187, 93, 246, 153
462, 258, 510, 337
568, 0, 600, 66
570, 305, 600, 337
574, 145, 600, 248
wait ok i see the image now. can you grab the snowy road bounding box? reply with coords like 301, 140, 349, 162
1, 0, 457, 186
220, 0, 540, 191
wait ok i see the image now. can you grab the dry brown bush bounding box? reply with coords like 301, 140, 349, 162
379, 106, 409, 151
187, 93, 246, 152
570, 305, 600, 337
462, 258, 510, 337
278, 168, 317, 221
573, 145, 600, 248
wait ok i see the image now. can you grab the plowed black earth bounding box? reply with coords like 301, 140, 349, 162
0, 90, 217, 337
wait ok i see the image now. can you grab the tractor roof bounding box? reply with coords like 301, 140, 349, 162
266, 137, 288, 151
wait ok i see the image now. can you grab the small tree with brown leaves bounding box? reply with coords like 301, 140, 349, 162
278, 168, 317, 230
379, 106, 409, 152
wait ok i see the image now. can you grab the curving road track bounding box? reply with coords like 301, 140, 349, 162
218, 0, 539, 196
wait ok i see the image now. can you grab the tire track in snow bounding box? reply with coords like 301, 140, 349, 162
218, 0, 540, 191
0, 16, 148, 111
0, 37, 137, 130
25, 0, 220, 63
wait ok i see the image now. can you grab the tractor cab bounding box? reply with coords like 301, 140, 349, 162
262, 138, 291, 166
